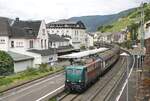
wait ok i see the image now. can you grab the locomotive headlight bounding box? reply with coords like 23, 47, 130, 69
67, 80, 69, 82
79, 80, 81, 82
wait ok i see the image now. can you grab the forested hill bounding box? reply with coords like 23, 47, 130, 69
97, 3, 150, 33
68, 8, 135, 32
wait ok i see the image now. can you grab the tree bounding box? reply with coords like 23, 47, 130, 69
0, 51, 14, 76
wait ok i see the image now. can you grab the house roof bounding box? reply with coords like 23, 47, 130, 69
0, 17, 42, 38
47, 20, 86, 29
49, 19, 77, 24
49, 34, 69, 42
28, 48, 57, 56
57, 45, 75, 53
7, 51, 34, 62
11, 19, 41, 38
0, 17, 12, 36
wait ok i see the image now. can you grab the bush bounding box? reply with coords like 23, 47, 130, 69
39, 63, 49, 72
49, 66, 54, 71
24, 67, 38, 76
0, 51, 14, 76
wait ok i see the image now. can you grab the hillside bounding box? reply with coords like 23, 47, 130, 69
97, 3, 150, 33
69, 8, 135, 32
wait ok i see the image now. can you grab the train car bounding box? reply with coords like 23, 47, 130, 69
62, 46, 120, 92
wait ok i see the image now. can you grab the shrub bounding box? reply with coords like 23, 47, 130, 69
24, 67, 38, 76
39, 63, 49, 72
0, 51, 14, 76
49, 66, 54, 71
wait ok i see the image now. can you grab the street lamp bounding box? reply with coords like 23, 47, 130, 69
120, 52, 130, 101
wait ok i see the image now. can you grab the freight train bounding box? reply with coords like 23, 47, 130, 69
60, 45, 120, 92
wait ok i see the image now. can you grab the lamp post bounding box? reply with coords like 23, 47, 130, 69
120, 52, 129, 101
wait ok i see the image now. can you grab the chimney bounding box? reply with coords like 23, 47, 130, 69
15, 17, 19, 22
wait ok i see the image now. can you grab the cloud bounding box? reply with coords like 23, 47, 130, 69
0, 0, 141, 22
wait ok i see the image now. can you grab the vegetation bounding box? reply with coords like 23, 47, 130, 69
0, 66, 64, 92
97, 3, 150, 33
97, 3, 150, 49
0, 51, 14, 76
80, 45, 86, 50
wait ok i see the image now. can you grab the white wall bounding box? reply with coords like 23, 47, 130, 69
14, 60, 33, 72
42, 54, 58, 65
36, 20, 48, 50
9, 39, 28, 52
47, 27, 86, 49
0, 36, 9, 51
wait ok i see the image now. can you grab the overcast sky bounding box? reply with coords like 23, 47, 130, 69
0, 0, 147, 22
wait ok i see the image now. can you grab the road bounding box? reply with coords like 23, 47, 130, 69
0, 73, 65, 101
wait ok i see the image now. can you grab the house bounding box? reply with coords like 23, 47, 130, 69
100, 32, 113, 43
96, 32, 113, 43
113, 31, 126, 43
47, 20, 86, 49
48, 34, 77, 56
0, 17, 57, 72
49, 34, 69, 48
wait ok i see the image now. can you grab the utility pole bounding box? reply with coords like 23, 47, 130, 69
140, 2, 145, 49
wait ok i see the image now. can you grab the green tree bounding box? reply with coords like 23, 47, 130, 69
0, 51, 14, 76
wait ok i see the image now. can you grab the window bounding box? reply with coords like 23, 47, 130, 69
49, 42, 52, 47
29, 40, 33, 48
53, 42, 56, 47
41, 39, 43, 48
0, 39, 5, 44
67, 69, 73, 74
45, 39, 47, 48
11, 41, 14, 48
75, 69, 82, 75
42, 29, 45, 35
16, 42, 23, 48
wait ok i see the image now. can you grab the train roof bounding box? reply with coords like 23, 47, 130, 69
66, 65, 84, 69
59, 47, 109, 59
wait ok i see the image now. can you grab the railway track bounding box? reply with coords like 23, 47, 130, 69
59, 93, 78, 101
55, 54, 129, 101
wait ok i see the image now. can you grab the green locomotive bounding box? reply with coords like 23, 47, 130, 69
61, 46, 120, 92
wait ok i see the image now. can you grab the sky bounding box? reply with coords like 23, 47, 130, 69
0, 0, 147, 22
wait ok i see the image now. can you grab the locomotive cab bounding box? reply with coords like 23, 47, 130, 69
65, 66, 86, 92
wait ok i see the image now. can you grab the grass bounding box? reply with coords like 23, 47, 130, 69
49, 97, 57, 101
0, 66, 64, 93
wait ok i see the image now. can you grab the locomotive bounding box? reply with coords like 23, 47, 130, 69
61, 45, 120, 92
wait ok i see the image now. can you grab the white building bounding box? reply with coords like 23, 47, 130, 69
47, 20, 86, 49
113, 32, 126, 43
0, 17, 57, 72
85, 33, 94, 48
48, 34, 70, 48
